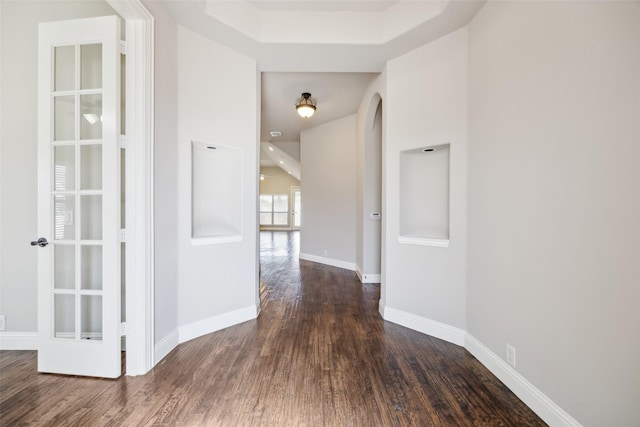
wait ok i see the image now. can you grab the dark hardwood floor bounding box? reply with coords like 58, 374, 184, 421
0, 231, 546, 426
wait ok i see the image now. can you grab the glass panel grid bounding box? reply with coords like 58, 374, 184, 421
259, 213, 272, 226
54, 96, 75, 141
80, 195, 102, 240
53, 146, 75, 191
273, 213, 288, 225
53, 195, 76, 240
54, 45, 75, 92
80, 94, 102, 140
259, 194, 289, 226
50, 41, 107, 345
81, 295, 102, 340
80, 44, 102, 90
80, 145, 102, 190
54, 294, 75, 339
54, 245, 75, 290
81, 245, 102, 290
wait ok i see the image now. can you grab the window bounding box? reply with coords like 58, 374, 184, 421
260, 194, 289, 226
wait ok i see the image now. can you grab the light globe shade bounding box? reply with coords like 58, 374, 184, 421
296, 104, 316, 118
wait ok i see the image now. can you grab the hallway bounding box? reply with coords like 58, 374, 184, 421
0, 231, 545, 426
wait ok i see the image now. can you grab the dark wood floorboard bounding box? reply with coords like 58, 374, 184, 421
0, 231, 546, 426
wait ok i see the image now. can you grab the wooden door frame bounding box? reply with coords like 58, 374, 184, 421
106, 0, 154, 376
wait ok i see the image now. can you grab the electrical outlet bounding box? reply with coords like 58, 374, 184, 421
323, 250, 328, 257
506, 343, 516, 368
0, 315, 5, 331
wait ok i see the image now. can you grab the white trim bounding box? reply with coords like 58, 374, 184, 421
465, 334, 583, 427
378, 299, 386, 318
154, 329, 179, 364
382, 306, 466, 346
355, 265, 381, 283
178, 305, 258, 344
398, 236, 450, 248
107, 0, 155, 377
191, 235, 243, 245
299, 252, 356, 272
378, 306, 582, 426
0, 332, 38, 350
51, 332, 104, 340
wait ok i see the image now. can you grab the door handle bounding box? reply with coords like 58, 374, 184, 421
30, 237, 49, 247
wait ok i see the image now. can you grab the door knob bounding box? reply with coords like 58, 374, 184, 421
30, 237, 49, 247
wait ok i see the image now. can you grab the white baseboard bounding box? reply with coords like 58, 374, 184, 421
382, 306, 466, 346
380, 306, 581, 427
0, 332, 38, 350
355, 265, 381, 283
299, 252, 356, 271
178, 305, 258, 344
154, 329, 179, 364
465, 334, 582, 427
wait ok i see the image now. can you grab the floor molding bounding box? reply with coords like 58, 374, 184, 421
299, 252, 356, 272
178, 305, 258, 344
154, 329, 179, 364
380, 306, 582, 427
382, 306, 466, 346
0, 332, 38, 350
465, 334, 582, 427
355, 265, 381, 283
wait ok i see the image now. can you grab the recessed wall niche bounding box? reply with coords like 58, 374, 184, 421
191, 140, 243, 245
399, 144, 450, 247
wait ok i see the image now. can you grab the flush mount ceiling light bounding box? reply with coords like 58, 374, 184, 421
296, 92, 316, 118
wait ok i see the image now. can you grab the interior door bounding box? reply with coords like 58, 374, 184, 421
292, 187, 301, 230
36, 16, 121, 378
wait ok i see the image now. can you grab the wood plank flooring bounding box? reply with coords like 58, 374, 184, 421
0, 231, 546, 426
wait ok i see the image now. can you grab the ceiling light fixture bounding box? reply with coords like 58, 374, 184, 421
296, 92, 316, 118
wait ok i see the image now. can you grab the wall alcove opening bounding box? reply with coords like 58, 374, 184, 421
191, 140, 243, 245
399, 143, 450, 247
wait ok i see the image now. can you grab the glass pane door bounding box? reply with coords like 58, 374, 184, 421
38, 15, 121, 378
51, 43, 104, 341
293, 188, 301, 229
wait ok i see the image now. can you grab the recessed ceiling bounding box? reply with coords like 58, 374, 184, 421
261, 72, 378, 142
159, 0, 486, 71
246, 1, 400, 12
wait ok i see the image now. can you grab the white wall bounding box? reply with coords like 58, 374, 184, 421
356, 74, 385, 282
300, 115, 357, 268
467, 2, 640, 425
0, 0, 117, 336
383, 28, 468, 333
270, 141, 299, 161
142, 0, 179, 345
176, 26, 259, 333
259, 166, 299, 195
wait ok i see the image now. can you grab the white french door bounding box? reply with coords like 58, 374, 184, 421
37, 16, 122, 378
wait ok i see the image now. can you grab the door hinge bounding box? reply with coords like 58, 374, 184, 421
120, 40, 126, 55
120, 229, 126, 243
119, 135, 127, 149
120, 322, 127, 336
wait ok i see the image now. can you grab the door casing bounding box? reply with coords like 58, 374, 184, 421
105, 0, 154, 376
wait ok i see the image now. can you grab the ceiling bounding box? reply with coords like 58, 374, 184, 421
157, 0, 486, 169
260, 72, 378, 143
246, 1, 400, 12
157, 0, 485, 71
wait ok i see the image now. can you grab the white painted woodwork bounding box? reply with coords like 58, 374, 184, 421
38, 15, 122, 378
